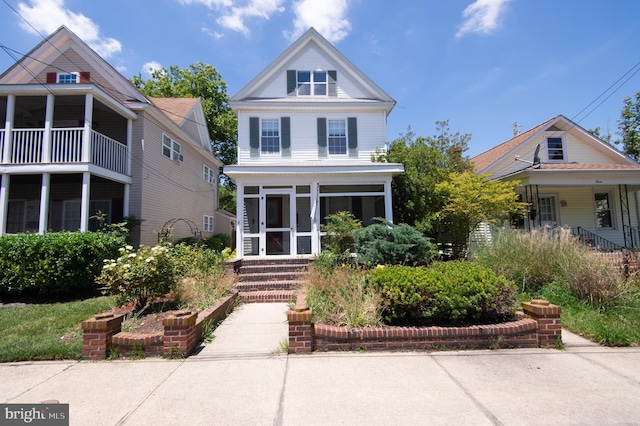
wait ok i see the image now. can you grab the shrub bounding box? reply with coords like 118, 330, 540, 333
321, 211, 362, 261
305, 266, 382, 327
476, 228, 629, 308
353, 219, 438, 266
367, 262, 517, 325
0, 232, 125, 297
97, 244, 176, 310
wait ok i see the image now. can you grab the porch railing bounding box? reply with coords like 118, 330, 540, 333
1, 128, 128, 175
571, 227, 623, 252
623, 225, 640, 250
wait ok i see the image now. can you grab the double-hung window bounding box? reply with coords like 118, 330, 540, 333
328, 119, 347, 155
203, 165, 215, 184
547, 137, 565, 162
162, 134, 183, 162
261, 119, 280, 154
595, 192, 613, 229
297, 71, 327, 96
203, 215, 214, 232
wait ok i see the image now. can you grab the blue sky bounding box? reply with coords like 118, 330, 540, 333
0, 0, 639, 157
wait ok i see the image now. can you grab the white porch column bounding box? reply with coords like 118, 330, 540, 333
126, 118, 132, 175
384, 178, 394, 224
0, 174, 9, 235
82, 94, 93, 163
42, 94, 54, 163
38, 173, 50, 234
3, 95, 15, 164
123, 184, 130, 217
236, 182, 243, 258
311, 181, 320, 254
80, 172, 91, 232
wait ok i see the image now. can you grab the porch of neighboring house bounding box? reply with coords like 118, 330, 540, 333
514, 183, 640, 251
0, 93, 133, 235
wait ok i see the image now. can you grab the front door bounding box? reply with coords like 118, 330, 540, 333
538, 195, 559, 228
263, 191, 293, 255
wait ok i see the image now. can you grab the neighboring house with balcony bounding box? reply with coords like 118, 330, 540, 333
0, 26, 233, 247
472, 115, 640, 250
225, 28, 404, 258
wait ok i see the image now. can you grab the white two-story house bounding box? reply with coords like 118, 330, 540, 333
0, 26, 233, 247
226, 28, 403, 258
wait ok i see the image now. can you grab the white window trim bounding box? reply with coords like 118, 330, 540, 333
327, 119, 348, 156
57, 72, 79, 84
545, 132, 567, 163
260, 118, 281, 155
162, 133, 183, 162
203, 164, 215, 184
594, 189, 616, 230
536, 194, 560, 228
203, 215, 214, 232
297, 70, 328, 97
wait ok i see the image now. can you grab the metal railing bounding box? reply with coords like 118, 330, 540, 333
2, 128, 128, 175
571, 227, 623, 252
623, 225, 640, 250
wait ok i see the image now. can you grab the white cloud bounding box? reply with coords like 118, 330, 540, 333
181, 0, 285, 36
17, 0, 122, 58
287, 0, 351, 43
456, 0, 510, 38
141, 61, 163, 77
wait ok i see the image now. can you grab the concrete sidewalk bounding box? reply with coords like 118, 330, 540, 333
2, 303, 640, 425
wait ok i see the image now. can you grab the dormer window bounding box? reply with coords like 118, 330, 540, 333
546, 136, 566, 162
58, 72, 79, 84
287, 69, 336, 97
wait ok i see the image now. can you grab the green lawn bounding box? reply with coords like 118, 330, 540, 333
0, 296, 115, 362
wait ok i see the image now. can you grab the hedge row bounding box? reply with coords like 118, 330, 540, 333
0, 232, 126, 297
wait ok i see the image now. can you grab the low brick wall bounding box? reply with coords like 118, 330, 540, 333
288, 295, 562, 353
81, 291, 238, 360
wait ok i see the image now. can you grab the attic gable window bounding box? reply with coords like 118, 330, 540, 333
58, 72, 79, 83
46, 72, 90, 84
288, 69, 336, 96
547, 136, 566, 162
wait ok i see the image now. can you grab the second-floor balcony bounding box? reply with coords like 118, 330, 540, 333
0, 127, 128, 175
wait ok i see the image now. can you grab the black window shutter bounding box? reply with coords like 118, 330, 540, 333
281, 117, 291, 157
328, 70, 337, 96
249, 117, 259, 158
317, 117, 327, 158
348, 117, 358, 157
287, 70, 296, 95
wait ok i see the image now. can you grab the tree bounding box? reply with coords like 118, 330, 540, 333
617, 91, 640, 161
377, 120, 473, 233
219, 184, 236, 214
587, 127, 613, 145
131, 62, 238, 166
435, 172, 527, 258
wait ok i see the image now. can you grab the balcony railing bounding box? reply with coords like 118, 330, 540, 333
0, 128, 128, 175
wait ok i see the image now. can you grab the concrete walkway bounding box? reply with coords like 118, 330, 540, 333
3, 304, 640, 425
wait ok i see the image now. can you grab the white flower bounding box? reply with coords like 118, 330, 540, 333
118, 247, 125, 253
125, 245, 133, 251
122, 264, 131, 269
146, 257, 154, 263
128, 253, 137, 258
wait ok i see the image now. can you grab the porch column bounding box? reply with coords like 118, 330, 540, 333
2, 95, 15, 164
80, 172, 91, 232
0, 174, 8, 235
82, 94, 93, 163
384, 178, 394, 224
236, 182, 243, 259
42, 94, 54, 163
126, 118, 132, 175
123, 184, 130, 217
311, 181, 320, 254
38, 173, 50, 234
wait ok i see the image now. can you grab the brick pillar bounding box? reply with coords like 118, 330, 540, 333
288, 292, 313, 353
163, 310, 198, 357
81, 312, 124, 360
522, 299, 562, 348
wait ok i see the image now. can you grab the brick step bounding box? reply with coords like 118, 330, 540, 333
235, 281, 302, 292
237, 271, 305, 282
240, 290, 297, 303
240, 258, 309, 266
239, 264, 308, 275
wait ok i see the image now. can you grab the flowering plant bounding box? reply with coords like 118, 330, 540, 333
97, 244, 177, 309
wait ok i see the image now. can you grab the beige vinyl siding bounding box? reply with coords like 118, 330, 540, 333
252, 44, 371, 100
237, 110, 386, 164
136, 112, 218, 246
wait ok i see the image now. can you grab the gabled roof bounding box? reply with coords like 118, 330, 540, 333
150, 97, 200, 126
231, 27, 395, 106
0, 26, 146, 104
472, 114, 638, 176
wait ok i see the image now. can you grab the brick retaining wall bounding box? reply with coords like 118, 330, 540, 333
288, 294, 562, 353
